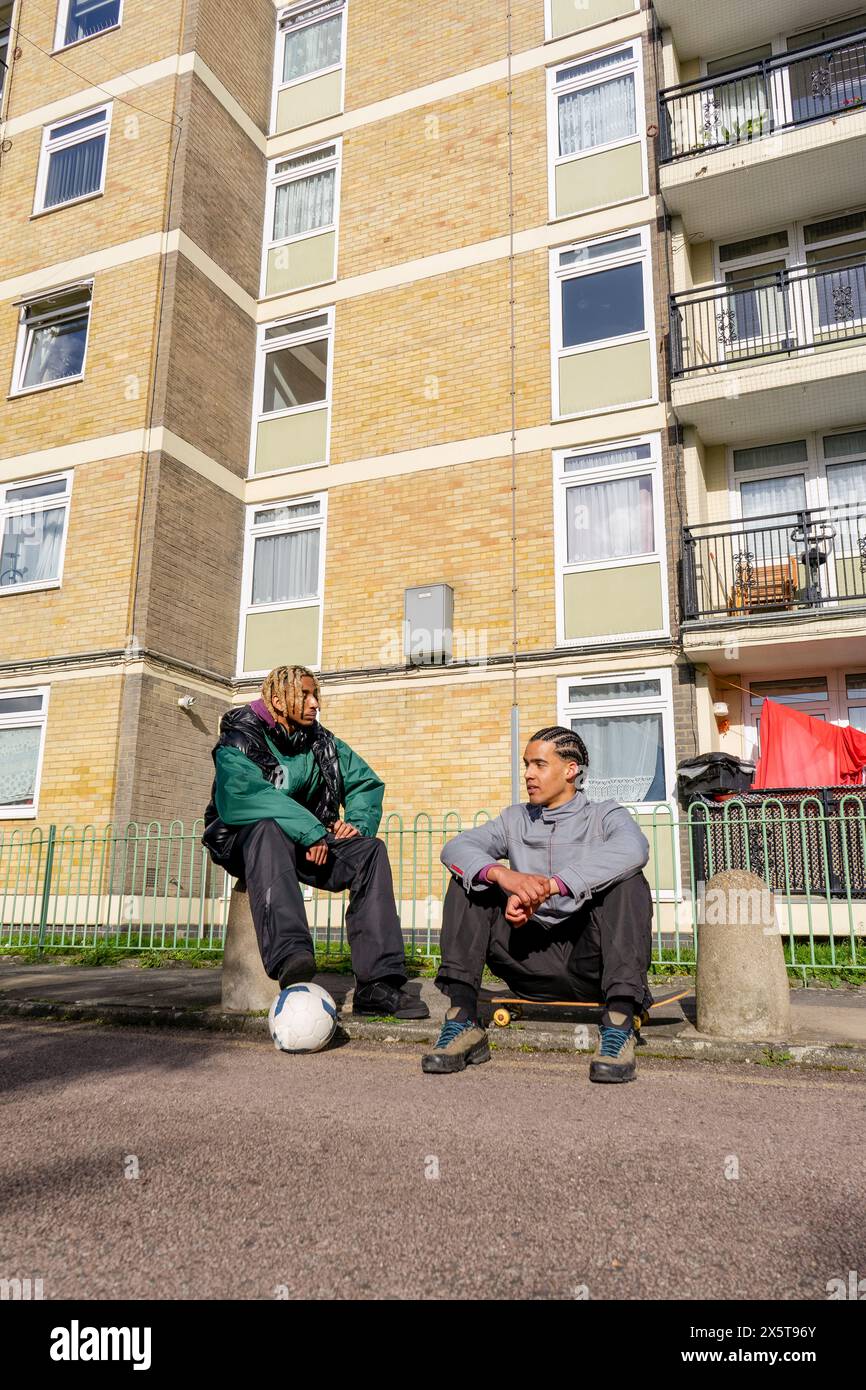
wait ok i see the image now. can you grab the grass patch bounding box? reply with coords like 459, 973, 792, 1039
757, 1048, 794, 1067
136, 948, 221, 969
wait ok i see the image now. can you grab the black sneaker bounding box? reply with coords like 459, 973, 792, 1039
277, 952, 317, 989
352, 980, 430, 1020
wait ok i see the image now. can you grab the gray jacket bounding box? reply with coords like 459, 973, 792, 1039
441, 791, 649, 929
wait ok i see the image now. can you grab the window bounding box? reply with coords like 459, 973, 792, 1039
558, 671, 674, 804
0, 474, 71, 593
263, 142, 341, 294
238, 496, 326, 675
257, 312, 332, 416
11, 284, 92, 395
0, 688, 49, 817
733, 439, 808, 522
277, 1, 345, 85
550, 229, 654, 418
35, 105, 110, 213
0, 4, 12, 107
825, 428, 866, 507
548, 43, 645, 220
846, 674, 866, 731
56, 0, 121, 49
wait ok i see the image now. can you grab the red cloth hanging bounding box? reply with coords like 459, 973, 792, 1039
753, 698, 866, 788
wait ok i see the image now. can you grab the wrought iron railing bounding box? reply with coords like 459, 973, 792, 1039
682, 505, 866, 621
670, 253, 866, 375
658, 29, 866, 162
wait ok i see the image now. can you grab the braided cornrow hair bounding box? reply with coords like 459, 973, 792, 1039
530, 726, 589, 771
261, 665, 320, 725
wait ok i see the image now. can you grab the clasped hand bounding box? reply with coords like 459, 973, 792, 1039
305, 819, 360, 865
487, 865, 560, 926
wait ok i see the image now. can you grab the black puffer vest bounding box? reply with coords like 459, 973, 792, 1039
201, 705, 341, 872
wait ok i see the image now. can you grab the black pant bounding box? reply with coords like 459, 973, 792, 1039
435, 871, 653, 1005
232, 820, 408, 986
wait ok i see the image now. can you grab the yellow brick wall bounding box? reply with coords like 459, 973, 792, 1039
343, 0, 543, 110
321, 449, 556, 670
0, 454, 142, 662
330, 248, 550, 463
0, 257, 162, 456
338, 70, 547, 278
5, 0, 184, 117
0, 672, 124, 833
0, 77, 177, 279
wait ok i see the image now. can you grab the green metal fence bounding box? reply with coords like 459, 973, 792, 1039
1, 800, 863, 976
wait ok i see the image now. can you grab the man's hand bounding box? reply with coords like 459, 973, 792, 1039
306, 838, 329, 865
487, 865, 552, 921
329, 819, 360, 841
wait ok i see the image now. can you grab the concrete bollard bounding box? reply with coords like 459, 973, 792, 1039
221, 884, 277, 1014
696, 869, 790, 1040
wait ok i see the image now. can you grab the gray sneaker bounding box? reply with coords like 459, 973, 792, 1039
589, 1021, 637, 1083
421, 1008, 490, 1074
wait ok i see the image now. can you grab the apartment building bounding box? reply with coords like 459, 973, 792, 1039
2, 0, 865, 896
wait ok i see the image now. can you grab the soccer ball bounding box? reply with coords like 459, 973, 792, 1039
269, 982, 337, 1054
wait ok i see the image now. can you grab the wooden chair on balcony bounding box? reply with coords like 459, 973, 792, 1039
728, 557, 798, 615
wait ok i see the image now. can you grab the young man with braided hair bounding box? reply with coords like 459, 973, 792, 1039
202, 665, 429, 1020
422, 726, 653, 1081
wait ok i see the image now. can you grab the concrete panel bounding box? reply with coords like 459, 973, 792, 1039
564, 561, 663, 638
550, 0, 636, 39
559, 338, 653, 415
255, 408, 329, 473
265, 231, 336, 296
555, 142, 643, 217
276, 71, 342, 134
243, 604, 320, 673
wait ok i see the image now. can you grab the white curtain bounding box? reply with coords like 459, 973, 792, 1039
739, 474, 806, 520
558, 74, 635, 155
0, 726, 40, 805
566, 474, 654, 564
273, 169, 335, 240
45, 135, 105, 207
252, 530, 320, 605
0, 507, 65, 584
283, 15, 342, 83
827, 459, 866, 505
573, 714, 665, 803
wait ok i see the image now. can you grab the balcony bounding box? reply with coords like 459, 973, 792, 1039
669, 253, 866, 442
653, 1, 854, 62
658, 30, 866, 239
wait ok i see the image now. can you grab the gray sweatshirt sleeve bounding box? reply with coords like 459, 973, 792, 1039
441, 814, 510, 893
562, 806, 650, 902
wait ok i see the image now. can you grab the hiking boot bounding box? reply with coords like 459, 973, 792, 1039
352, 980, 430, 1020
421, 1009, 490, 1074
589, 1021, 637, 1084
277, 952, 317, 989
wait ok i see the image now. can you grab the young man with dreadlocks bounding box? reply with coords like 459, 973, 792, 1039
202, 665, 429, 1020
422, 726, 653, 1082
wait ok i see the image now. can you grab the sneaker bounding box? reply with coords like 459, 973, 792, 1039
352, 980, 430, 1020
277, 952, 317, 989
589, 1021, 637, 1084
421, 1009, 490, 1074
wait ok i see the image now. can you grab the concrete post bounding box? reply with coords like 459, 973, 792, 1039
221, 885, 276, 1014
696, 869, 790, 1040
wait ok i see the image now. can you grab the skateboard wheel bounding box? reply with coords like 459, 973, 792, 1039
492, 1007, 512, 1027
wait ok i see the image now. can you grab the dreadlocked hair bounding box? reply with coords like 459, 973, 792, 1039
530, 726, 589, 769
261, 665, 319, 725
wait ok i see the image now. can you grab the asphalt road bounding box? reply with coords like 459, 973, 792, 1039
1, 1020, 863, 1301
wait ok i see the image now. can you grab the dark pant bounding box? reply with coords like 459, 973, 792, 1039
435, 871, 653, 1005
232, 820, 408, 986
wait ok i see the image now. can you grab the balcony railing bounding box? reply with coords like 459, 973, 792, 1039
659, 29, 866, 162
682, 505, 866, 622
669, 253, 866, 376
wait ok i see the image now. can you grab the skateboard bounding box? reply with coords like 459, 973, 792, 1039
477, 986, 692, 1032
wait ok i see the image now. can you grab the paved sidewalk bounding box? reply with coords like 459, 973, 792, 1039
2, 957, 866, 1069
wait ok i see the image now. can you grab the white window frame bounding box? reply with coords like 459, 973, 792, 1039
0, 2, 14, 114
248, 308, 335, 478
261, 138, 342, 298
236, 493, 328, 678
543, 0, 639, 44
553, 433, 669, 646
546, 40, 648, 222
10, 281, 93, 398
549, 225, 656, 420
0, 471, 73, 596
557, 668, 677, 812
271, 0, 348, 135
54, 0, 123, 52
0, 685, 50, 819
33, 103, 111, 216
